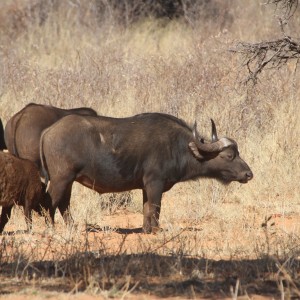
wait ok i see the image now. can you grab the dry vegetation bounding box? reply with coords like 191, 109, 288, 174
231, 0, 300, 84
0, 0, 300, 299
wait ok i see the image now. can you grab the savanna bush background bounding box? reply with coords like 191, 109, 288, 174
0, 0, 299, 228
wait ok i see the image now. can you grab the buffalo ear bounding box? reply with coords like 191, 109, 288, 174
189, 142, 204, 159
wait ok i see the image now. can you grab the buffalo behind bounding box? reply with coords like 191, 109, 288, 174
40, 113, 253, 233
4, 102, 98, 168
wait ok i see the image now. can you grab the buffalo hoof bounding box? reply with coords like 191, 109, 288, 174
142, 226, 162, 234
142, 226, 152, 234
151, 226, 163, 234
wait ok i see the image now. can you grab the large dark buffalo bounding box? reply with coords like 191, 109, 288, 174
4, 103, 98, 168
0, 118, 6, 151
40, 113, 253, 233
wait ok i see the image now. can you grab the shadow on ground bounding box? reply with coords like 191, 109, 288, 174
1, 250, 299, 298
85, 224, 144, 234
85, 224, 204, 234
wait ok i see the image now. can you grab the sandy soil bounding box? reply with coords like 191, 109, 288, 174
1, 208, 299, 299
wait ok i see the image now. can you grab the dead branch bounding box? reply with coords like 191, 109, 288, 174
231, 0, 300, 84
266, 0, 298, 19
230, 36, 300, 84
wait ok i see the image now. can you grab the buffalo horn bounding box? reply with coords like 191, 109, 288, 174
211, 119, 218, 142
195, 138, 225, 153
192, 120, 232, 153
192, 121, 199, 140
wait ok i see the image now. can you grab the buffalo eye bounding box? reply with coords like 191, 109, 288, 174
221, 152, 234, 161
227, 153, 234, 160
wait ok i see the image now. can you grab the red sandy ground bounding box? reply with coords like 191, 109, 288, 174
1, 209, 299, 300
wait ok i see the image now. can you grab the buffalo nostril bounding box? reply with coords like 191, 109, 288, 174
246, 171, 253, 180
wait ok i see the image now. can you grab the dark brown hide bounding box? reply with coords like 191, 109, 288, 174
4, 103, 97, 168
0, 152, 48, 233
40, 113, 253, 233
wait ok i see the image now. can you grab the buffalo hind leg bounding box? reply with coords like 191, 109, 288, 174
143, 181, 163, 234
0, 206, 13, 233
23, 203, 33, 233
58, 184, 74, 225
48, 179, 74, 227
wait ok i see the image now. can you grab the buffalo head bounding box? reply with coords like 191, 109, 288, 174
189, 119, 253, 184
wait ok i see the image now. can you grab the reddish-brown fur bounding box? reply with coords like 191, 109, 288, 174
0, 152, 47, 233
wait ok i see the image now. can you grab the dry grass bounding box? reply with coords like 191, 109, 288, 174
0, 0, 300, 298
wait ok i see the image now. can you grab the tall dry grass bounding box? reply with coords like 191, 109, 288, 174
0, 0, 300, 297
0, 0, 298, 243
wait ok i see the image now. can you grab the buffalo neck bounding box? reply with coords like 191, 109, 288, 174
180, 152, 215, 182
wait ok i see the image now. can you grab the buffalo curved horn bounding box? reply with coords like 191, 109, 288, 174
211, 119, 218, 142
192, 120, 232, 153
195, 138, 226, 152
192, 121, 199, 140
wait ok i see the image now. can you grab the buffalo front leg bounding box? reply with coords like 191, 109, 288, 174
0, 206, 13, 233
142, 181, 163, 234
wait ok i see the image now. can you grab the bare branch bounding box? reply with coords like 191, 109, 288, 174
230, 36, 300, 84
266, 0, 298, 19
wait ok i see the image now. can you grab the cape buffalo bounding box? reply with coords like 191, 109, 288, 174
0, 118, 6, 151
40, 113, 253, 233
4, 103, 98, 168
0, 152, 49, 233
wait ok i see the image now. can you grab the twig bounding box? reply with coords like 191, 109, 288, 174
266, 0, 298, 20
151, 228, 187, 252
232, 0, 300, 84
230, 36, 300, 84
